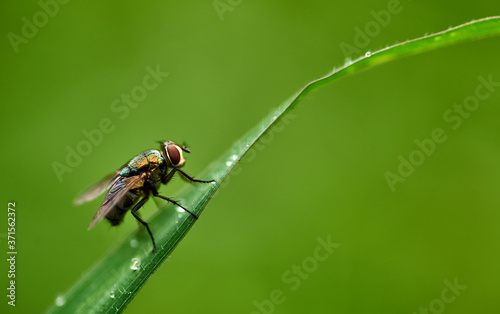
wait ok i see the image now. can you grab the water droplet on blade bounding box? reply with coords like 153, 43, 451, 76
55, 295, 66, 306
109, 291, 115, 298
129, 239, 138, 248
130, 258, 141, 270
343, 58, 353, 66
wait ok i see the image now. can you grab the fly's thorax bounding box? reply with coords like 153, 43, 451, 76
145, 168, 163, 188
120, 150, 165, 177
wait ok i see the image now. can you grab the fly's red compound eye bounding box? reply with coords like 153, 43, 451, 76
166, 145, 181, 166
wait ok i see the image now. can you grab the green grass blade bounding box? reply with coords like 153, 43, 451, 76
46, 16, 500, 314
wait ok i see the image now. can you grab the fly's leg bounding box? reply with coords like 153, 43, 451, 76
150, 187, 198, 220
161, 168, 177, 184
130, 196, 156, 253
176, 168, 216, 183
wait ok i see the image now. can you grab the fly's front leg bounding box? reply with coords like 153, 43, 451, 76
161, 168, 177, 184
130, 196, 156, 253
176, 168, 215, 184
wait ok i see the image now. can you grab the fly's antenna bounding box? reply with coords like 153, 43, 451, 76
180, 141, 191, 153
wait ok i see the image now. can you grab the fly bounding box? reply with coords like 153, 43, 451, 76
74, 141, 215, 253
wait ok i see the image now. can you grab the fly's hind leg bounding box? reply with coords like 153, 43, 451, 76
130, 196, 156, 253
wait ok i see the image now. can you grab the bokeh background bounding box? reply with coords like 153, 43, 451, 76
1, 1, 500, 313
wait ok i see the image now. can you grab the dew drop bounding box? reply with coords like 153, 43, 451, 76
55, 295, 66, 306
343, 58, 353, 67
231, 154, 238, 161
109, 291, 115, 299
130, 258, 141, 270
365, 51, 372, 57
129, 238, 138, 248
178, 213, 182, 218
226, 161, 232, 167
175, 206, 184, 213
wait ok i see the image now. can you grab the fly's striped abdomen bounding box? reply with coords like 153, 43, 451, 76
106, 207, 127, 226
103, 179, 142, 225
105, 192, 139, 225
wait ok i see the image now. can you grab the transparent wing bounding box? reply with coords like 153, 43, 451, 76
74, 171, 122, 205
87, 173, 147, 230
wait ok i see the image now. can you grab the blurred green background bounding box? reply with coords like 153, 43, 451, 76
1, 1, 500, 313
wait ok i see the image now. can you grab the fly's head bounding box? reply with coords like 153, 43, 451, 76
159, 141, 189, 168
